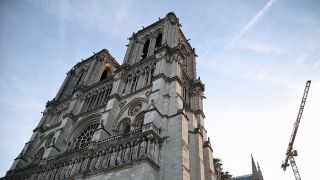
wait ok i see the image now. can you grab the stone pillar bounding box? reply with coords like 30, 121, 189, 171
124, 34, 135, 64
203, 141, 217, 180
188, 112, 205, 180
134, 41, 144, 63
92, 96, 120, 141
148, 35, 156, 56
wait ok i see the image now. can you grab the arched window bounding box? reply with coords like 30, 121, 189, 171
117, 119, 131, 135
100, 69, 109, 81
131, 111, 145, 130
155, 33, 162, 48
141, 39, 150, 59
123, 78, 128, 94
136, 114, 144, 128
75, 123, 99, 149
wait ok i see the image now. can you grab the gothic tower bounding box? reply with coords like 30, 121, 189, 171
4, 12, 216, 180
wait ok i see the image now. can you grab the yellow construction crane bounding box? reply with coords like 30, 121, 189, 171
281, 80, 311, 180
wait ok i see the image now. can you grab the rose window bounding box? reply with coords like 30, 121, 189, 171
128, 103, 142, 116
75, 123, 99, 149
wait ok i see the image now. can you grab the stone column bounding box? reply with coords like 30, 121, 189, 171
203, 141, 216, 180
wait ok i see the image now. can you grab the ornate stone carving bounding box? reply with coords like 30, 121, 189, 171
128, 103, 142, 116
119, 101, 127, 108
5, 122, 161, 180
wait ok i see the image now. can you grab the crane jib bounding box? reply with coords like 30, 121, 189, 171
281, 80, 311, 180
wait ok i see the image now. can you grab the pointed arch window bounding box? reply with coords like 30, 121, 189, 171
100, 68, 112, 81
135, 114, 144, 129
117, 119, 131, 135
155, 33, 162, 48
141, 39, 150, 59
75, 73, 84, 86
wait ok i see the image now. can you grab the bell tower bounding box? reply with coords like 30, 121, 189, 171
5, 12, 217, 180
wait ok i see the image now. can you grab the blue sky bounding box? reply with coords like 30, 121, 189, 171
1, 0, 319, 179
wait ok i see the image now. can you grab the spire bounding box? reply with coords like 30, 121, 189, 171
251, 154, 258, 174
257, 162, 264, 180
251, 154, 259, 180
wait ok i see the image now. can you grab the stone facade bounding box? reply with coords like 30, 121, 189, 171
4, 12, 217, 180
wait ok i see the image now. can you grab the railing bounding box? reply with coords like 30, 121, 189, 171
5, 122, 162, 180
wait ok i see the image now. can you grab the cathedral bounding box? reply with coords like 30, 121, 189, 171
4, 12, 219, 180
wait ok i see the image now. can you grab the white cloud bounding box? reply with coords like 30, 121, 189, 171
234, 39, 283, 55
28, 0, 136, 39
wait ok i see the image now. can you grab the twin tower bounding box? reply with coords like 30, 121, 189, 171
5, 12, 217, 180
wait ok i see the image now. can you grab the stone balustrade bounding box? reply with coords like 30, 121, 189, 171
5, 122, 162, 180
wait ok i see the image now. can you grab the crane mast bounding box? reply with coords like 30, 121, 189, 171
281, 80, 311, 180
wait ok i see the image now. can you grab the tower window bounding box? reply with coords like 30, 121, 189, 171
75, 73, 84, 87
141, 39, 150, 59
155, 33, 162, 48
100, 69, 109, 81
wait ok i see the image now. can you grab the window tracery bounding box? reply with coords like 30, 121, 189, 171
33, 147, 44, 163
75, 123, 99, 149
45, 133, 54, 147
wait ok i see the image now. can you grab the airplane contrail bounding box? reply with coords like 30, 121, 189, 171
230, 0, 278, 46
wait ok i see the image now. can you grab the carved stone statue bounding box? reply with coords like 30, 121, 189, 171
109, 147, 117, 167
95, 151, 104, 170
123, 144, 131, 163
89, 154, 98, 171
102, 148, 111, 168
80, 154, 90, 173
116, 146, 123, 165
131, 140, 140, 161
139, 137, 147, 158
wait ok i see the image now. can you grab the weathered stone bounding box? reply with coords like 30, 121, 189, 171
4, 12, 217, 180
